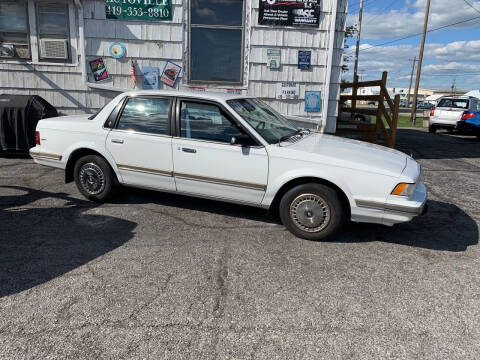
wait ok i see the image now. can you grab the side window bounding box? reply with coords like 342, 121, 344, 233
0, 2, 30, 59
180, 101, 242, 143
36, 3, 70, 61
116, 97, 171, 135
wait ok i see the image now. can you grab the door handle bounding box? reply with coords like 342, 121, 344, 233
182, 147, 196, 153
111, 139, 124, 144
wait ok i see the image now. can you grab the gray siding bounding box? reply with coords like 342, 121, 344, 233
0, 0, 347, 129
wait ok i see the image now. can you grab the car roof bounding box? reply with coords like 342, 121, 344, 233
438, 96, 475, 100
121, 89, 252, 102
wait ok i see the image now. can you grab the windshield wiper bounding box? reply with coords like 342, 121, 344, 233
277, 128, 308, 144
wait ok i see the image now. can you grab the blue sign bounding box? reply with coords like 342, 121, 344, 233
298, 50, 311, 70
305, 91, 321, 112
142, 66, 159, 90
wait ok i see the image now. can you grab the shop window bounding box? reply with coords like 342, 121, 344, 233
0, 2, 30, 59
189, 0, 244, 84
36, 3, 70, 61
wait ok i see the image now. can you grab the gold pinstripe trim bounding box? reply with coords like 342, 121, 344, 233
117, 164, 173, 177
174, 172, 267, 191
116, 165, 266, 191
30, 151, 62, 161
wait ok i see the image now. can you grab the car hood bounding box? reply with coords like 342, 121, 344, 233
282, 133, 408, 178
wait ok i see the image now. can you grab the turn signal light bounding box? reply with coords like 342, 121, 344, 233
391, 183, 416, 197
461, 112, 476, 120
35, 131, 41, 145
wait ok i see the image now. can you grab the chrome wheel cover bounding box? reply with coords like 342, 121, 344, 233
79, 162, 105, 195
289, 193, 331, 233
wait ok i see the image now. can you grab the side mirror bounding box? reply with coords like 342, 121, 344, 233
230, 134, 255, 147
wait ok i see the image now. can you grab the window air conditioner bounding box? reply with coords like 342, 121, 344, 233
39, 38, 68, 60
0, 43, 16, 58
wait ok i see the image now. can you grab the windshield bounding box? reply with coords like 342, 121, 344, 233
437, 98, 469, 109
227, 98, 299, 144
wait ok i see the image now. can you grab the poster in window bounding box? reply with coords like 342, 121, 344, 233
305, 91, 321, 112
142, 66, 159, 90
267, 49, 281, 69
89, 58, 109, 82
298, 50, 311, 70
259, 0, 321, 27
160, 61, 182, 87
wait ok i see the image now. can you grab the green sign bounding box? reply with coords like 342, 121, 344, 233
105, 0, 172, 21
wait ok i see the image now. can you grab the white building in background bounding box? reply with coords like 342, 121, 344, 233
0, 0, 348, 133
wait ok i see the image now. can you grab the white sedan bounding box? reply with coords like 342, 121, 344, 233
30, 90, 427, 240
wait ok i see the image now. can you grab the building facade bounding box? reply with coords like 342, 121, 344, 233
0, 0, 347, 132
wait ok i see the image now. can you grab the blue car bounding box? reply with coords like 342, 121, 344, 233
456, 111, 480, 140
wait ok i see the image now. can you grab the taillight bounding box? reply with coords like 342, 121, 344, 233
461, 112, 476, 120
429, 107, 435, 117
35, 131, 40, 145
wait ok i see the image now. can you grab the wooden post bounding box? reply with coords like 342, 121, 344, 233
351, 75, 358, 122
391, 95, 400, 148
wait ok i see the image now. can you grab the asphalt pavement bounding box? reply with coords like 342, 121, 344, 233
1, 128, 479, 359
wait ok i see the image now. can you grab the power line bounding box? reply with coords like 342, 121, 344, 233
345, 14, 480, 54
461, 0, 480, 15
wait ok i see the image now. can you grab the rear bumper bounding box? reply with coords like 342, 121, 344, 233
456, 121, 480, 134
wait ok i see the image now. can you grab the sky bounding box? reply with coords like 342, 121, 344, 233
345, 0, 480, 91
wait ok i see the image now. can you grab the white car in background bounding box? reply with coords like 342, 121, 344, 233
30, 90, 427, 240
429, 96, 480, 133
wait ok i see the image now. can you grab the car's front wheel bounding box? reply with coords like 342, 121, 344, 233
74, 155, 115, 202
279, 183, 345, 241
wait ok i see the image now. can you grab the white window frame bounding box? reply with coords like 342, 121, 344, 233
187, 0, 246, 85
0, 0, 77, 66
0, 1, 31, 60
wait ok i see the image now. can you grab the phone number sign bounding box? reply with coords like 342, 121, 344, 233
105, 0, 172, 21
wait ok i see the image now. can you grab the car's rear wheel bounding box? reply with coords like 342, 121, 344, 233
428, 125, 436, 133
279, 183, 345, 241
74, 155, 114, 202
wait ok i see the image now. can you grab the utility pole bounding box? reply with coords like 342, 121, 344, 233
407, 56, 417, 107
451, 76, 457, 97
353, 0, 364, 80
410, 0, 431, 125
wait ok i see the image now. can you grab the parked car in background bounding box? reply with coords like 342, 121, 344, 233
456, 111, 480, 140
417, 102, 434, 110
30, 90, 427, 241
429, 96, 479, 133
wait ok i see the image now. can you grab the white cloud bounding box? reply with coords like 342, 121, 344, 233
348, 0, 480, 40
425, 40, 480, 62
342, 41, 480, 89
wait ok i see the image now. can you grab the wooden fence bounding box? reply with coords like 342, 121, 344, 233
337, 71, 400, 148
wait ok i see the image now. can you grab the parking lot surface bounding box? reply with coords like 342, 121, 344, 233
1, 128, 479, 359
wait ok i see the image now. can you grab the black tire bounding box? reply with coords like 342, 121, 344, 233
74, 155, 115, 202
279, 183, 345, 241
428, 125, 436, 133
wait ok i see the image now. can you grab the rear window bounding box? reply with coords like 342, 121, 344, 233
437, 98, 469, 109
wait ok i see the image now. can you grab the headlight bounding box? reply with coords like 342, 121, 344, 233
391, 183, 416, 197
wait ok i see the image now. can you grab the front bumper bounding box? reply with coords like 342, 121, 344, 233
382, 181, 428, 225
354, 181, 428, 226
